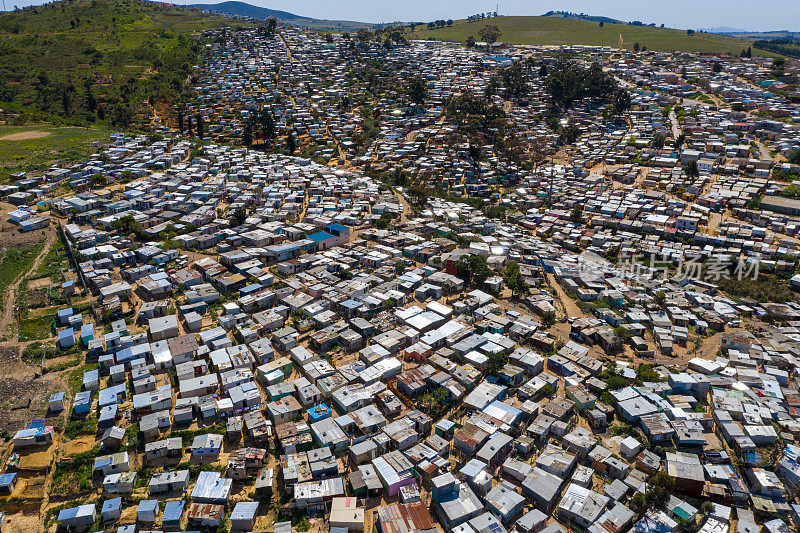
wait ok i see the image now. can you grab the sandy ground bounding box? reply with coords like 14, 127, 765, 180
0, 131, 52, 141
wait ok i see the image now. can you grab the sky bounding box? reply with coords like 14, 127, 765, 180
181, 0, 800, 31
9, 0, 800, 32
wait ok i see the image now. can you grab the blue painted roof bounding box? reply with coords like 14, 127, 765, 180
308, 231, 335, 243
102, 497, 122, 513
163, 500, 185, 521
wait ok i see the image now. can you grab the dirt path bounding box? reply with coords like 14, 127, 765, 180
754, 139, 773, 161
0, 230, 58, 339
278, 32, 294, 63
669, 109, 681, 140
0, 131, 51, 141
547, 273, 584, 320
394, 189, 411, 223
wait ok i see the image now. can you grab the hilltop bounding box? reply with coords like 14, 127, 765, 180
189, 1, 372, 31
412, 15, 759, 55
0, 0, 249, 128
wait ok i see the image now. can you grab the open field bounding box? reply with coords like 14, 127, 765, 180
412, 16, 760, 55
0, 125, 109, 182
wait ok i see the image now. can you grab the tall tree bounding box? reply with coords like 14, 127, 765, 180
242, 120, 253, 147
83, 78, 96, 112
195, 112, 204, 139
405, 76, 428, 105
478, 25, 501, 47
258, 108, 275, 147
286, 130, 296, 154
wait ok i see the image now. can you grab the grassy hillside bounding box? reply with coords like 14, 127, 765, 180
0, 0, 249, 128
412, 16, 758, 55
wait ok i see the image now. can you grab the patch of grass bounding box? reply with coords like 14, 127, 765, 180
51, 444, 99, 494
67, 363, 96, 393
18, 312, 54, 341
0, 241, 44, 304
175, 460, 225, 481
412, 16, 759, 55
64, 416, 96, 439
0, 125, 110, 183
34, 235, 66, 279
168, 421, 226, 446
719, 274, 800, 303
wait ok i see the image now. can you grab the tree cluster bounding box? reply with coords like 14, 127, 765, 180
501, 260, 529, 297
544, 59, 626, 113
443, 92, 524, 164
467, 12, 498, 22
405, 76, 428, 105
426, 19, 453, 29
477, 25, 502, 45
456, 254, 493, 286
486, 62, 529, 99
241, 108, 276, 148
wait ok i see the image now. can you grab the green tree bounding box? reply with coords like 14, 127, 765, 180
195, 113, 204, 139
405, 76, 428, 105
684, 159, 699, 177
259, 108, 276, 146
502, 260, 529, 297
570, 203, 583, 222
542, 311, 556, 328
286, 130, 296, 155
407, 184, 429, 208
788, 149, 800, 165
654, 290, 666, 307
356, 28, 371, 46
466, 35, 476, 47
651, 132, 666, 149
633, 42, 641, 52
242, 120, 253, 148
546, 60, 619, 111
614, 89, 631, 114
485, 351, 508, 375
456, 255, 492, 286
177, 105, 185, 134
478, 25, 501, 46
229, 207, 247, 227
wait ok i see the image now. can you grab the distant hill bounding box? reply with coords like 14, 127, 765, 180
701, 26, 750, 35
189, 1, 308, 21
188, 1, 372, 30
412, 15, 760, 55
543, 11, 624, 25
721, 30, 800, 40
